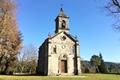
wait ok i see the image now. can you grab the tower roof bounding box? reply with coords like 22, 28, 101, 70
57, 8, 69, 18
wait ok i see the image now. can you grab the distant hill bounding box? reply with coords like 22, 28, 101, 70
105, 62, 120, 67
81, 60, 120, 73
82, 60, 120, 66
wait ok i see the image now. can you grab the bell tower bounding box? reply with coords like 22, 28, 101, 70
55, 8, 69, 33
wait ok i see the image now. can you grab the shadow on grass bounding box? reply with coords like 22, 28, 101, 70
13, 73, 45, 76
0, 73, 120, 76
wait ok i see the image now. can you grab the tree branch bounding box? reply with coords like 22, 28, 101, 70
112, 0, 120, 8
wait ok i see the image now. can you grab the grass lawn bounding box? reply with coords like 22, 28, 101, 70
0, 74, 120, 80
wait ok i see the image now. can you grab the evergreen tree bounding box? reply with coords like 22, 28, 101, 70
90, 55, 101, 73
98, 53, 108, 73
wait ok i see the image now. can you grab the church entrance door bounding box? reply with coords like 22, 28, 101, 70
61, 60, 67, 73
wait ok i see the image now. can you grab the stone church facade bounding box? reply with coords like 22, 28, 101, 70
37, 8, 81, 76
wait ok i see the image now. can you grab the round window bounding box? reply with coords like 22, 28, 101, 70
61, 36, 66, 41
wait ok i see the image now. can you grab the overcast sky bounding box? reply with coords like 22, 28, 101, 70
18, 0, 120, 62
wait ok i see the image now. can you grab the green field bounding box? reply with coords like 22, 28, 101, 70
0, 74, 120, 80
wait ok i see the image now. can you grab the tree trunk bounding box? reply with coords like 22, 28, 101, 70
96, 66, 100, 73
4, 61, 9, 74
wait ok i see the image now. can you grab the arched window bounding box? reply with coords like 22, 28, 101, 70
61, 20, 66, 29
72, 46, 75, 54
53, 46, 56, 53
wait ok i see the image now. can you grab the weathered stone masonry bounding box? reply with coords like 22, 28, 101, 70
37, 8, 81, 76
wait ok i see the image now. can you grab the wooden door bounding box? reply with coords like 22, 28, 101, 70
61, 60, 67, 73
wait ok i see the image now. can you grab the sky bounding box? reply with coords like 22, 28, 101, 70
17, 0, 120, 63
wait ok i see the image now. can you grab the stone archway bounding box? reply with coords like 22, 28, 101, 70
59, 54, 68, 74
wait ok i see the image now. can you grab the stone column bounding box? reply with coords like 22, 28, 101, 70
76, 42, 81, 74
76, 42, 81, 75
47, 39, 52, 75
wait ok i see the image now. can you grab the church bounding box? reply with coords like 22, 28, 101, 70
37, 8, 81, 76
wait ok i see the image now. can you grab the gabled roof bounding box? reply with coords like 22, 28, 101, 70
48, 31, 78, 42
64, 32, 78, 42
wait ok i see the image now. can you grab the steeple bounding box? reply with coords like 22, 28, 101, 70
55, 8, 69, 33
58, 8, 68, 17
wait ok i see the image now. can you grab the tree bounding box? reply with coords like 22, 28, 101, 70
90, 55, 101, 73
109, 64, 120, 73
16, 44, 37, 74
104, 0, 120, 30
98, 53, 108, 73
90, 53, 108, 73
0, 0, 22, 74
81, 60, 96, 73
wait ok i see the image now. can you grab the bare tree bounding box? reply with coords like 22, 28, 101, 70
0, 0, 22, 74
16, 44, 37, 74
105, 0, 120, 30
